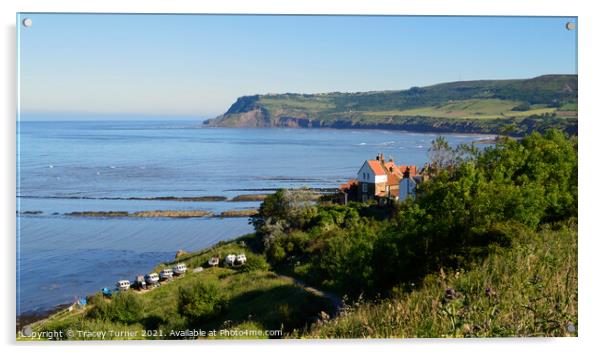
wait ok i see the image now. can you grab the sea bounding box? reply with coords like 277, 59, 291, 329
16, 120, 493, 316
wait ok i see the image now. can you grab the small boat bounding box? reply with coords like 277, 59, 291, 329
224, 254, 236, 266
173, 263, 187, 275
235, 254, 247, 265
159, 268, 173, 281
102, 287, 112, 298
145, 273, 159, 284
208, 257, 219, 267
134, 274, 146, 290
116, 280, 130, 291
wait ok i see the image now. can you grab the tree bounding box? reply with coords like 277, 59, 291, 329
252, 189, 317, 249
428, 136, 454, 171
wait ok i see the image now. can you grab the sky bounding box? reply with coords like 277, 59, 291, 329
17, 14, 577, 120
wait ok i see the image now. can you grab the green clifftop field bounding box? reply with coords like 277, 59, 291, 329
204, 75, 577, 136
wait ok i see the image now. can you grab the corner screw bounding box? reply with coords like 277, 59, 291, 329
565, 22, 576, 31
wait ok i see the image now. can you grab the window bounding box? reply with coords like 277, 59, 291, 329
362, 184, 367, 192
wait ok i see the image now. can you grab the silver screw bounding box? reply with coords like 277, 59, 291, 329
22, 18, 32, 28
566, 22, 576, 31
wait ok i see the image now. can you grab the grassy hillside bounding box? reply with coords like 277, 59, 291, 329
23, 236, 333, 340
204, 75, 577, 135
303, 222, 577, 338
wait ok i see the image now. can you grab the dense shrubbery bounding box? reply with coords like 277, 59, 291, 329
177, 281, 225, 323
87, 292, 143, 324
253, 129, 578, 298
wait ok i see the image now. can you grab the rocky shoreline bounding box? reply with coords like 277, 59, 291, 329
17, 303, 70, 331
63, 209, 260, 219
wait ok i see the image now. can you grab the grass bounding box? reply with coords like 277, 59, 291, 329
362, 99, 558, 120
22, 236, 332, 340
302, 222, 577, 338
20, 221, 578, 340
259, 96, 336, 113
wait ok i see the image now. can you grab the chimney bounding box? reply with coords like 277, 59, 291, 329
403, 167, 410, 179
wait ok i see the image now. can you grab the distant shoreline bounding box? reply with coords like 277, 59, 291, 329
19, 209, 259, 219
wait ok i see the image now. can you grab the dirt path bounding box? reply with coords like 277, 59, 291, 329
278, 275, 344, 318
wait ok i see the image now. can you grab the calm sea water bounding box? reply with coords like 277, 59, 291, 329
16, 120, 492, 315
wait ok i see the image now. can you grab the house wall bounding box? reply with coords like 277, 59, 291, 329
358, 182, 374, 202
358, 181, 388, 202
399, 177, 417, 202
357, 161, 387, 184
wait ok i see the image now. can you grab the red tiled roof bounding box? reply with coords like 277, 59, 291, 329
398, 165, 418, 177
387, 174, 402, 186
339, 178, 358, 191
384, 161, 396, 170
367, 160, 386, 175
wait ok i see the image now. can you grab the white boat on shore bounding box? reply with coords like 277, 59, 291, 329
159, 268, 173, 281
224, 254, 236, 266
116, 280, 130, 291
235, 254, 247, 265
173, 263, 187, 275
145, 273, 159, 284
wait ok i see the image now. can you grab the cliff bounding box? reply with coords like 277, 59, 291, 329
204, 75, 578, 136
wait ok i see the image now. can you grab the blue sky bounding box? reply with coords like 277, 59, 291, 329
17, 14, 577, 119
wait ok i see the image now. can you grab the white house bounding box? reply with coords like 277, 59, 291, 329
357, 156, 388, 202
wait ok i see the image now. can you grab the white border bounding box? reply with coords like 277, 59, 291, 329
2, 1, 600, 354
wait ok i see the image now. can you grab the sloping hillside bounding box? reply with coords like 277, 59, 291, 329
204, 75, 577, 135
303, 222, 577, 338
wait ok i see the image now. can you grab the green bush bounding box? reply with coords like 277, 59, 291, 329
177, 281, 225, 323
241, 254, 270, 272
87, 292, 143, 324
